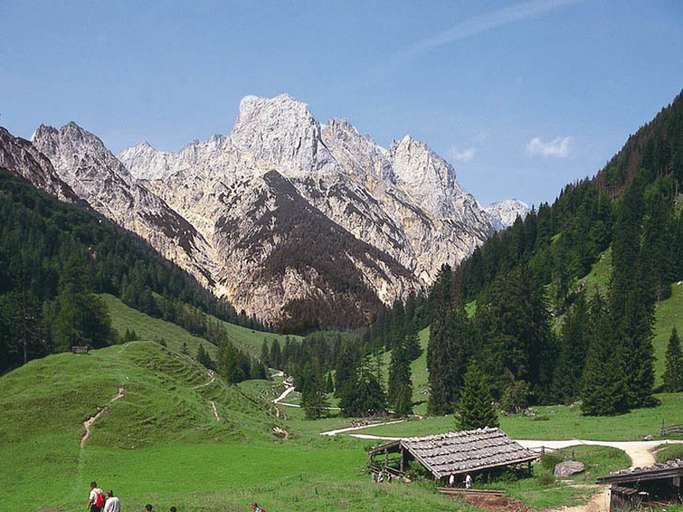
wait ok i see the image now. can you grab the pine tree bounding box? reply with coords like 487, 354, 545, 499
663, 327, 683, 392
270, 340, 282, 370
552, 293, 590, 402
387, 337, 413, 415
301, 360, 329, 419
340, 360, 386, 417
181, 342, 189, 355
607, 174, 656, 409
457, 362, 499, 430
325, 372, 335, 394
196, 344, 216, 370
427, 265, 455, 415
403, 329, 422, 362
260, 339, 270, 368
335, 343, 360, 399
580, 294, 629, 416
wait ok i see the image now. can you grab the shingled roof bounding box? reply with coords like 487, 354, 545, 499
370, 427, 538, 479
597, 459, 683, 485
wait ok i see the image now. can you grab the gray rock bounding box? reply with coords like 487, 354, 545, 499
554, 461, 585, 478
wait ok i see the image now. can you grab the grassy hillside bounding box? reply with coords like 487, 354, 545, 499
101, 293, 300, 359
101, 293, 216, 356
0, 341, 276, 510
0, 342, 467, 512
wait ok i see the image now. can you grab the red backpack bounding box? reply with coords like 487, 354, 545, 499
94, 490, 105, 508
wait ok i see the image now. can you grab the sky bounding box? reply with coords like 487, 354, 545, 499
1, 0, 682, 206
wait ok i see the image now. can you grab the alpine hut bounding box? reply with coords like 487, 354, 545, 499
367, 427, 538, 482
597, 459, 683, 511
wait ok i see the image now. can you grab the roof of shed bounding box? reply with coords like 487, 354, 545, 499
597, 459, 683, 484
371, 427, 538, 479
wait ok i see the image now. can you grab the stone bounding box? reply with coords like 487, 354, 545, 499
554, 460, 585, 478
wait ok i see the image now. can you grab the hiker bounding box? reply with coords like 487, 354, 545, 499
103, 491, 120, 512
144, 505, 153, 512
251, 503, 266, 512
87, 481, 105, 512
465, 473, 473, 489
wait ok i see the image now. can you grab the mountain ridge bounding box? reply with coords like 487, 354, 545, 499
1, 93, 524, 329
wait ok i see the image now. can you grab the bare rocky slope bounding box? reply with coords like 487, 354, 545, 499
1, 94, 523, 329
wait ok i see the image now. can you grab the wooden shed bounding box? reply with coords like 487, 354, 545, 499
367, 427, 538, 482
597, 459, 683, 511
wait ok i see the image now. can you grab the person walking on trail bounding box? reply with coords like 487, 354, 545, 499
251, 502, 266, 512
103, 491, 120, 512
465, 473, 473, 489
87, 481, 105, 512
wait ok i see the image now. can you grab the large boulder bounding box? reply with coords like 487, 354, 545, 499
554, 460, 585, 478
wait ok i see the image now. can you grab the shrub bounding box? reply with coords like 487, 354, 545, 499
540, 453, 562, 471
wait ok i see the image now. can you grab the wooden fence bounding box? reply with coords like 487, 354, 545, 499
661, 424, 683, 437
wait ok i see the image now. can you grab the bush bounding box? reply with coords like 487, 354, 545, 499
540, 453, 562, 471
537, 473, 556, 486
501, 380, 530, 414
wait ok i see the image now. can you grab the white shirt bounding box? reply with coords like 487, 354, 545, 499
104, 496, 121, 512
89, 488, 103, 505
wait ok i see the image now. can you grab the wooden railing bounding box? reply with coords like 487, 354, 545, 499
661, 424, 683, 437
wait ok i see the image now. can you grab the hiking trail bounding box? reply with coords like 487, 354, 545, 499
210, 400, 220, 421
80, 385, 126, 448
194, 369, 216, 389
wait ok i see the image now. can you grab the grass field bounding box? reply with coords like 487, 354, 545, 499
0, 342, 469, 512
101, 293, 300, 358
358, 392, 683, 441
655, 443, 683, 463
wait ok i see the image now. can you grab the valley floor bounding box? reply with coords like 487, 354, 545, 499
3, 341, 682, 512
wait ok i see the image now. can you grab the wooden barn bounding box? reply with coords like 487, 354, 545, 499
597, 459, 683, 511
367, 427, 538, 483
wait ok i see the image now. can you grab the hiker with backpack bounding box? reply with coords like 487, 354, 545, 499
103, 490, 120, 512
87, 481, 106, 512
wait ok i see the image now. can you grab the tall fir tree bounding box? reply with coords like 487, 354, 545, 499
260, 340, 271, 368
387, 336, 413, 416
457, 362, 499, 430
428, 265, 473, 415
339, 359, 387, 417
552, 293, 590, 403
301, 359, 329, 419
580, 294, 630, 416
663, 327, 683, 392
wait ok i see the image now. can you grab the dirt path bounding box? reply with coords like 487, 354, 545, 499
80, 386, 126, 448
273, 384, 296, 404
210, 400, 220, 421
320, 420, 405, 437
193, 370, 216, 389
516, 439, 683, 469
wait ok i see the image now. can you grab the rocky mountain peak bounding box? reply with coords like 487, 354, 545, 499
390, 134, 462, 217
33, 122, 132, 184
230, 93, 335, 175
483, 199, 530, 230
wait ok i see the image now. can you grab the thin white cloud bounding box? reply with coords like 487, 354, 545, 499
526, 136, 573, 158
399, 0, 583, 60
450, 147, 477, 163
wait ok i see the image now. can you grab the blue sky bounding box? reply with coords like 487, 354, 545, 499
1, 1, 682, 205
